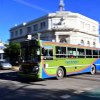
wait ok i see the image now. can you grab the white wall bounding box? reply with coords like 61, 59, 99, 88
10, 11, 100, 48
0, 42, 4, 60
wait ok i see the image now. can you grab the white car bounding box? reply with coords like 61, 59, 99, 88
0, 60, 12, 69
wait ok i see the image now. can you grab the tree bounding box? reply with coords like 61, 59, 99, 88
4, 42, 21, 65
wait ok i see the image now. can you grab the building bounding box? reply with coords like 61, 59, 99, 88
9, 0, 100, 48
0, 41, 4, 60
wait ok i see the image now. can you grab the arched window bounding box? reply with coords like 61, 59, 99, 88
87, 41, 90, 46
81, 40, 84, 46
93, 42, 96, 47
60, 38, 67, 43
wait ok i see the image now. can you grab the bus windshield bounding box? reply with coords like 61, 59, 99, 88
20, 40, 41, 63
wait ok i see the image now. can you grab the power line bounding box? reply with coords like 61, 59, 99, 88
13, 0, 50, 13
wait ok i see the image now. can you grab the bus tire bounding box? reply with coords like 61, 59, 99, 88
90, 65, 96, 75
56, 67, 64, 80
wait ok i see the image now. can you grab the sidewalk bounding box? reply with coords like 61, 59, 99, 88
11, 66, 19, 71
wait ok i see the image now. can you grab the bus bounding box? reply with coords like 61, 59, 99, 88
19, 39, 100, 79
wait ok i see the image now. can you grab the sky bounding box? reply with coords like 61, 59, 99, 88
0, 0, 100, 42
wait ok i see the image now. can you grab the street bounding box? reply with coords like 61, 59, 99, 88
0, 70, 100, 100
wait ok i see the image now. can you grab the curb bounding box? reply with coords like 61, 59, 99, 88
11, 66, 19, 71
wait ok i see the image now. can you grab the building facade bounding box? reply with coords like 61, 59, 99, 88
9, 0, 100, 48
0, 41, 4, 60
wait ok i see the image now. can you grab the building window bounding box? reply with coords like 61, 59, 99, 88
33, 24, 38, 31
11, 32, 14, 38
15, 31, 18, 36
40, 22, 46, 29
92, 26, 96, 31
20, 29, 23, 35
87, 41, 90, 46
60, 38, 67, 43
93, 42, 96, 47
27, 26, 32, 33
80, 21, 84, 29
81, 40, 84, 46
86, 24, 90, 30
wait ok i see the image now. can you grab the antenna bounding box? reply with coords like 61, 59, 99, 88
59, 0, 65, 11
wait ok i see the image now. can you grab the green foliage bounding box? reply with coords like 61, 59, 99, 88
4, 42, 21, 65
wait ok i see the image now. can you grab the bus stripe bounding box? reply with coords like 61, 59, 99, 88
42, 58, 98, 77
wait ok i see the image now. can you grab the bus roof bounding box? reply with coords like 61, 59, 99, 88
42, 41, 100, 50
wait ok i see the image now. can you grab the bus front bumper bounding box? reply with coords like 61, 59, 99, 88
18, 72, 39, 79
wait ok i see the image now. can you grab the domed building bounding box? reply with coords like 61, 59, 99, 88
9, 0, 100, 48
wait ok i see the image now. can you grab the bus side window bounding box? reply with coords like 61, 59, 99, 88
42, 46, 53, 60
49, 49, 53, 56
77, 48, 85, 58
86, 49, 92, 58
42, 48, 45, 55
56, 46, 66, 58
67, 47, 77, 58
93, 50, 98, 58
99, 51, 100, 58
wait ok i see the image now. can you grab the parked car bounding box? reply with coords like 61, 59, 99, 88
0, 60, 12, 69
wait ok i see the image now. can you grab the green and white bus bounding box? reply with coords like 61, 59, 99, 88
19, 39, 100, 79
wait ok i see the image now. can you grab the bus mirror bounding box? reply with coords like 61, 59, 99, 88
42, 48, 45, 54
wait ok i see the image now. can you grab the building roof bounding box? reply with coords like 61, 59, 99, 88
10, 10, 99, 31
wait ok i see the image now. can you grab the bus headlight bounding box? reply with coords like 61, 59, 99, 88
33, 66, 39, 72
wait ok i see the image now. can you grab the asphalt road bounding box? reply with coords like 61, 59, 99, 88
0, 70, 100, 100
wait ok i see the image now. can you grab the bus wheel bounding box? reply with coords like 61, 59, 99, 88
90, 65, 96, 75
56, 67, 64, 80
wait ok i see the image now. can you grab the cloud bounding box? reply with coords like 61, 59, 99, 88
13, 0, 50, 13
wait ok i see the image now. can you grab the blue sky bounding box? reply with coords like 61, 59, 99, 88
0, 0, 100, 42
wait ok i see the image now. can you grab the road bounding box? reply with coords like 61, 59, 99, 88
0, 70, 100, 100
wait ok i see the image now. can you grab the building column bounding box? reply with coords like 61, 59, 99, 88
0, 53, 3, 60
55, 35, 59, 42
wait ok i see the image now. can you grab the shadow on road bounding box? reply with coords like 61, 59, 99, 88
0, 70, 100, 83
0, 88, 100, 100
0, 71, 45, 84
69, 72, 100, 82
0, 71, 100, 100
